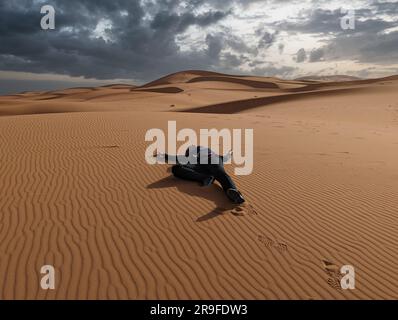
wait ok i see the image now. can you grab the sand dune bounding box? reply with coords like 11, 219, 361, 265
181, 86, 368, 114
295, 75, 361, 82
140, 70, 232, 88
1, 71, 398, 299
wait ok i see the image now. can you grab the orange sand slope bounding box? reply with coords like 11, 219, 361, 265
1, 71, 398, 299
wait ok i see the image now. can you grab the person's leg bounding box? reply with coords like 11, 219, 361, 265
207, 165, 236, 191
172, 165, 214, 186
208, 165, 245, 204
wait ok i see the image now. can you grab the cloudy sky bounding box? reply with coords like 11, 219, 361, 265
0, 0, 397, 94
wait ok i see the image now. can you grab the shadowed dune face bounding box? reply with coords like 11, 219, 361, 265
187, 76, 280, 89
133, 87, 184, 94
1, 71, 398, 299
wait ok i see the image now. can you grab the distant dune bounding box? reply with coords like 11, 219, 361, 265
1, 70, 398, 299
295, 75, 361, 82
1, 70, 395, 117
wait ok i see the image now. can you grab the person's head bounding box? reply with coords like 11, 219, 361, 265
185, 145, 198, 157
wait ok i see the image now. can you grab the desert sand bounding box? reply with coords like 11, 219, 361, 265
0, 70, 398, 299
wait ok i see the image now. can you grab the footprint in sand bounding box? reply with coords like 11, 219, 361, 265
327, 278, 342, 290
231, 204, 258, 216
258, 235, 288, 253
322, 259, 342, 290
231, 206, 245, 216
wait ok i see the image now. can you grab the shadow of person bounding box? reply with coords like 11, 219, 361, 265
147, 176, 237, 222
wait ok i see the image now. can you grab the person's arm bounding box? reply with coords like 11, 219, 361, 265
222, 150, 233, 163
155, 152, 181, 164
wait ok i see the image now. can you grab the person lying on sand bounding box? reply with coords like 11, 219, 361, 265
155, 145, 245, 204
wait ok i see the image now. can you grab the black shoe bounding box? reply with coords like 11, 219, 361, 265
226, 188, 245, 204
202, 176, 215, 187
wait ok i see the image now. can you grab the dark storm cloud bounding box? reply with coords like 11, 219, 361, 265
257, 31, 279, 49
295, 48, 307, 63
201, 31, 253, 69
150, 10, 230, 33
222, 52, 246, 68
371, 1, 398, 15
0, 0, 233, 82
320, 31, 398, 64
279, 5, 398, 65
277, 8, 395, 35
1, 0, 398, 88
309, 48, 324, 62
0, 0, 285, 85
205, 34, 224, 59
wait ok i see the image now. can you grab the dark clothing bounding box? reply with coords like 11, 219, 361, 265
163, 147, 236, 191
164, 145, 230, 166
171, 163, 236, 191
